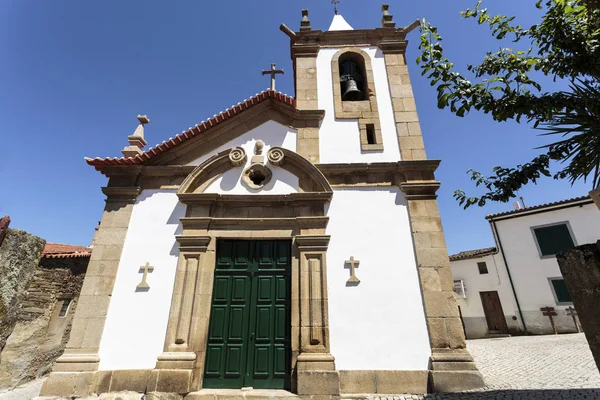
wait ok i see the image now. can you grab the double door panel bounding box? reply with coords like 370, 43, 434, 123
203, 240, 291, 390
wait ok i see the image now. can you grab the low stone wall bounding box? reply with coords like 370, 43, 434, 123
0, 229, 45, 356
0, 255, 88, 389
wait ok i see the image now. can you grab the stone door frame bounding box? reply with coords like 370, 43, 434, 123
151, 146, 339, 395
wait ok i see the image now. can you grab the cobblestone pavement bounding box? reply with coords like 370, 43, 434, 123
367, 333, 600, 399
4, 334, 600, 399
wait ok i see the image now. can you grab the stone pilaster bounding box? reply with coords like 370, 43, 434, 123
400, 183, 484, 392
295, 54, 320, 163
40, 186, 140, 397
383, 52, 427, 161
152, 236, 213, 393
295, 235, 340, 396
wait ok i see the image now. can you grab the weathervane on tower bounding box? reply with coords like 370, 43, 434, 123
332, 0, 340, 15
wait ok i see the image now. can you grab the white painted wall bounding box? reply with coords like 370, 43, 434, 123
188, 120, 297, 165
317, 47, 401, 164
494, 202, 600, 333
187, 120, 299, 195
98, 190, 184, 371
325, 187, 430, 370
451, 254, 522, 338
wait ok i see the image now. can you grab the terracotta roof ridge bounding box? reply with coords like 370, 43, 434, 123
449, 246, 498, 261
486, 195, 592, 219
86, 89, 295, 168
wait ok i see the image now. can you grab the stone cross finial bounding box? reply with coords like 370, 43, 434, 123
381, 4, 396, 28
136, 262, 154, 290
262, 64, 284, 91
345, 256, 360, 285
300, 9, 311, 31
122, 115, 149, 158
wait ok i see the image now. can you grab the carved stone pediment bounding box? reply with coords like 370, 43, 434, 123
177, 146, 333, 199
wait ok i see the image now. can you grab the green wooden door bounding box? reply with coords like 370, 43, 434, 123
203, 240, 291, 390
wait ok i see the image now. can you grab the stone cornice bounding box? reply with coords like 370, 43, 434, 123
399, 182, 441, 200
175, 235, 211, 252
295, 235, 331, 251
180, 216, 329, 231
289, 28, 409, 60
177, 192, 333, 206
102, 160, 442, 192
101, 186, 141, 204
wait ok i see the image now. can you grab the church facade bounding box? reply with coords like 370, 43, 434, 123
41, 6, 483, 398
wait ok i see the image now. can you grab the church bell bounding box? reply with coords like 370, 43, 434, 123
340, 59, 363, 101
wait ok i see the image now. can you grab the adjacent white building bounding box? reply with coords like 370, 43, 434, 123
450, 196, 600, 338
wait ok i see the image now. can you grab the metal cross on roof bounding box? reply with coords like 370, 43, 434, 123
262, 63, 284, 91
332, 0, 340, 15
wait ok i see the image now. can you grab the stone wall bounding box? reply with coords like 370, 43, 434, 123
0, 229, 45, 357
0, 234, 88, 389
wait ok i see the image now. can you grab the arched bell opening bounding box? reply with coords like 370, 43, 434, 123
338, 52, 368, 102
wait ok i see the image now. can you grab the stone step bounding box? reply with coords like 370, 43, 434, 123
486, 333, 511, 338
185, 389, 298, 400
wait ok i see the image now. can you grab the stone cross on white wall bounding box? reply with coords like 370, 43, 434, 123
345, 256, 360, 285
136, 262, 154, 290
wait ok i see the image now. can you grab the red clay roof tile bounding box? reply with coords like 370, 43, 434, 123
85, 89, 295, 170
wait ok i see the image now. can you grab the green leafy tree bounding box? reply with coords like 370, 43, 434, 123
417, 0, 600, 208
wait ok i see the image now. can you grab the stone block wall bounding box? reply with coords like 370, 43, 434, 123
0, 230, 89, 389
0, 229, 46, 357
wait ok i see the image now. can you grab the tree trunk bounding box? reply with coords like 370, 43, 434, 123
557, 242, 600, 371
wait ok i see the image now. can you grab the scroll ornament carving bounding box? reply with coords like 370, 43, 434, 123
229, 147, 247, 166
267, 148, 285, 166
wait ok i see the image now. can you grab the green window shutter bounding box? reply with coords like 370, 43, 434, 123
533, 224, 575, 256
551, 279, 572, 303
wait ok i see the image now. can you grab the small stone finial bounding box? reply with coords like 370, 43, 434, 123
300, 9, 311, 31
254, 140, 264, 155
381, 4, 396, 28
122, 115, 149, 158
252, 140, 265, 164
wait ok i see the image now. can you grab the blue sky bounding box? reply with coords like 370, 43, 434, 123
0, 1, 590, 254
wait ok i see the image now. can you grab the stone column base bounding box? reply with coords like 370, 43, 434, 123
39, 372, 95, 397
148, 369, 193, 394
52, 353, 100, 372
429, 349, 485, 392
296, 353, 339, 395
156, 352, 197, 370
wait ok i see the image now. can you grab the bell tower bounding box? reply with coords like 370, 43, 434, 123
281, 4, 486, 394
